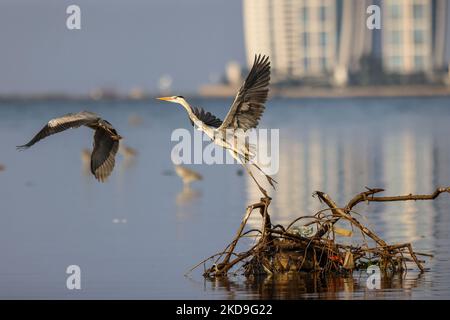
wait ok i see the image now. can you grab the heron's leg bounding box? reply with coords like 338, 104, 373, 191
238, 159, 269, 198
240, 153, 277, 189
244, 163, 269, 198
250, 162, 277, 189
235, 142, 277, 189
227, 147, 269, 197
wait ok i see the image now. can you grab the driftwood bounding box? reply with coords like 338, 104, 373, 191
192, 187, 449, 277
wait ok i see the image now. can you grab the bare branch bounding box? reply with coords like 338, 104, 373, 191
314, 187, 450, 239
198, 187, 440, 277
346, 187, 450, 211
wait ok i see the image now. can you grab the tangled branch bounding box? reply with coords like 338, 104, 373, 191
191, 187, 449, 277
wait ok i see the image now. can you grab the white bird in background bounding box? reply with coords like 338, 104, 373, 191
173, 165, 202, 206
81, 143, 138, 176
128, 113, 144, 127
157, 55, 276, 197
119, 144, 138, 159
174, 164, 203, 188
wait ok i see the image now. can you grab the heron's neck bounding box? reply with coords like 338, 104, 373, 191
179, 99, 200, 123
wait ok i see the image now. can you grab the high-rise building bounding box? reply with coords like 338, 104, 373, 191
382, 0, 434, 73
434, 0, 448, 71
335, 0, 381, 84
243, 0, 339, 79
297, 1, 338, 76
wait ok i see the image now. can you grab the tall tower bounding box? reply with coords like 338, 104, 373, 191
295, 0, 338, 77
243, 0, 273, 66
337, 0, 381, 71
382, 0, 434, 73
243, 0, 339, 79
243, 0, 448, 80
434, 0, 448, 70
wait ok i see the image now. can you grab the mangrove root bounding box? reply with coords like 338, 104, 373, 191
193, 187, 449, 277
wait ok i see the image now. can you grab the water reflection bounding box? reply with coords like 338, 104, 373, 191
246, 113, 450, 247
176, 186, 202, 206
206, 270, 426, 299
240, 100, 450, 298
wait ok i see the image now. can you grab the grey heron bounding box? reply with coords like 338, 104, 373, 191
157, 55, 276, 197
17, 111, 122, 182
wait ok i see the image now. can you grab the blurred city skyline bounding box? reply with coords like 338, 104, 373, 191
243, 0, 450, 86
2, 0, 450, 97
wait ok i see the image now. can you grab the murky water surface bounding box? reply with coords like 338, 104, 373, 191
0, 97, 449, 299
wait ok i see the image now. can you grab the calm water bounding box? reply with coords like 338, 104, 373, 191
0, 97, 449, 299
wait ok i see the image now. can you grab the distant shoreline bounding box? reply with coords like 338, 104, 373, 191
199, 84, 450, 99
2, 85, 450, 102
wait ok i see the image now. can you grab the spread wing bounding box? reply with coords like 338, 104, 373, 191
218, 55, 270, 131
190, 107, 222, 128
17, 111, 100, 149
90, 127, 119, 182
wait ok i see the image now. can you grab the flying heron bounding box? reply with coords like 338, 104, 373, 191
157, 55, 276, 196
17, 111, 122, 182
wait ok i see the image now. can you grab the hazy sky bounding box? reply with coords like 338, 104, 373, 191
0, 0, 245, 95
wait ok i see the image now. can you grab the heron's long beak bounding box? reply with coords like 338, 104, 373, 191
156, 97, 174, 101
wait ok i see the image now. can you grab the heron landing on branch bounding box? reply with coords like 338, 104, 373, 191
157, 55, 277, 197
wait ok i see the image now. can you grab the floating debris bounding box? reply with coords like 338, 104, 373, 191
191, 187, 447, 278
0, 164, 5, 172
290, 225, 314, 238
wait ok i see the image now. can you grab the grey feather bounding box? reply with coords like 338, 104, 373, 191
218, 55, 270, 131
